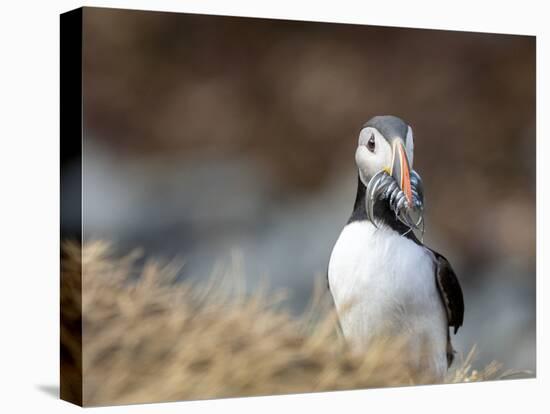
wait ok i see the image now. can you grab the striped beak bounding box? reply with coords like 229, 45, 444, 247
390, 138, 413, 205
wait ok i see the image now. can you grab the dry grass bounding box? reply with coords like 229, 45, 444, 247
61, 241, 512, 407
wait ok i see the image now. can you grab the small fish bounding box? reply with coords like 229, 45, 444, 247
365, 170, 425, 241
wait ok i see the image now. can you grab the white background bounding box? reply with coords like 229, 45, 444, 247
0, 0, 547, 412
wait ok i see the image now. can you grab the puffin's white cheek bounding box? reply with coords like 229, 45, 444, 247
355, 146, 370, 172
356, 146, 385, 177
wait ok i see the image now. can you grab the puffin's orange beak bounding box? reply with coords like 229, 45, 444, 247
390, 139, 413, 205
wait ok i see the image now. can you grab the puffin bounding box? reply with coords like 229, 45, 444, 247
328, 115, 464, 382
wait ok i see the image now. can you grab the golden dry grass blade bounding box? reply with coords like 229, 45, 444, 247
60, 241, 524, 407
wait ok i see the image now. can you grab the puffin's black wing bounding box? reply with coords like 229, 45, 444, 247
430, 250, 464, 334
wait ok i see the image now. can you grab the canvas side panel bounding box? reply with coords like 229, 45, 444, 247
60, 7, 83, 407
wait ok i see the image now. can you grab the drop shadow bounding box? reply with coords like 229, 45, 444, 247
36, 384, 59, 399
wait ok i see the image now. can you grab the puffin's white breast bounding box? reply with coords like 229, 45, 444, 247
328, 220, 448, 379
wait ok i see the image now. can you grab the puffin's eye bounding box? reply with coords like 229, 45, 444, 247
367, 134, 376, 152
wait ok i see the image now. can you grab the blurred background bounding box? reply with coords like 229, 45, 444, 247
67, 7, 535, 372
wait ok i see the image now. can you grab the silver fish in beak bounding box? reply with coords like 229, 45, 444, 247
365, 168, 425, 238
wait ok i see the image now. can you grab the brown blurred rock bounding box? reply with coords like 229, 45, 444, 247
82, 7, 535, 265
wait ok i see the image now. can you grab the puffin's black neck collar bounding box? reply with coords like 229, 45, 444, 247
348, 174, 421, 244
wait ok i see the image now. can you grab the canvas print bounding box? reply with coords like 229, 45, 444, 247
60, 7, 536, 407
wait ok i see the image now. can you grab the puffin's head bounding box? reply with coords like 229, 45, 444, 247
355, 115, 415, 205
